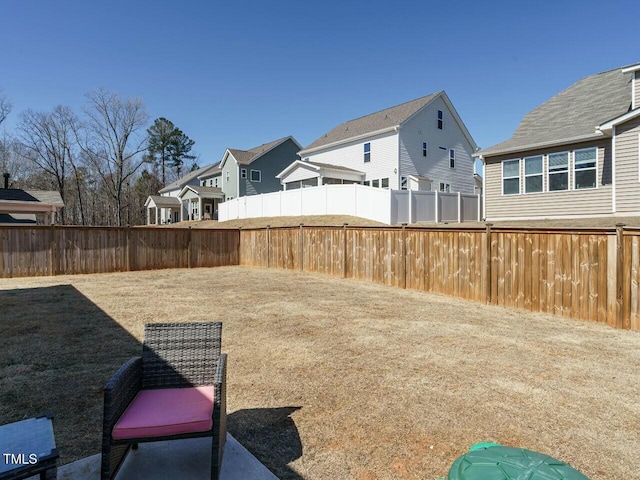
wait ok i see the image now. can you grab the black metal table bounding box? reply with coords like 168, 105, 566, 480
0, 414, 58, 480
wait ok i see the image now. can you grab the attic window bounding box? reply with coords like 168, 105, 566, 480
364, 143, 371, 163
449, 149, 455, 168
240, 168, 247, 178
437, 110, 443, 129
422, 142, 427, 157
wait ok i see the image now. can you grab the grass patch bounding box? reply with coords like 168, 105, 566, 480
1, 267, 638, 479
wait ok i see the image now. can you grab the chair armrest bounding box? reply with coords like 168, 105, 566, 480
103, 357, 142, 433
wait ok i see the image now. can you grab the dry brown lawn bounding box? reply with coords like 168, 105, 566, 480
1, 267, 638, 480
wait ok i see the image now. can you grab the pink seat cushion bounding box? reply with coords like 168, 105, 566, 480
112, 386, 215, 440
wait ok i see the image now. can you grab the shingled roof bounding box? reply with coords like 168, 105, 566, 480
159, 163, 219, 194
226, 136, 296, 166
478, 65, 634, 157
301, 93, 441, 153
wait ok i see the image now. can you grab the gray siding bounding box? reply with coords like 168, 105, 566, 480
241, 138, 300, 196
222, 156, 238, 200
615, 115, 640, 212
484, 140, 612, 220
399, 95, 475, 194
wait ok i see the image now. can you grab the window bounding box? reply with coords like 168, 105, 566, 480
363, 180, 370, 186
422, 142, 428, 157
214, 177, 219, 188
381, 178, 389, 188
364, 143, 371, 162
437, 110, 443, 129
400, 176, 408, 190
524, 155, 543, 193
548, 152, 569, 191
250, 169, 261, 182
240, 168, 247, 178
502, 159, 520, 195
574, 148, 597, 189
439, 182, 451, 193
449, 149, 455, 168
372, 179, 379, 188
225, 171, 230, 182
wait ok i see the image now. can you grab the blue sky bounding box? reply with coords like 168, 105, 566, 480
1, 0, 638, 171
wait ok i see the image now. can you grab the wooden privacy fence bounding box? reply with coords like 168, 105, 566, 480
239, 224, 640, 331
0, 226, 239, 277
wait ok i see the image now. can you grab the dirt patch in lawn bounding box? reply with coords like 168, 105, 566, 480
1, 267, 638, 479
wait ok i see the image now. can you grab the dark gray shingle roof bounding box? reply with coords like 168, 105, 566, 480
227, 136, 293, 165
302, 93, 441, 152
159, 164, 219, 193
479, 66, 633, 157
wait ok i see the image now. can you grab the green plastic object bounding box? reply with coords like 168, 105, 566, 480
445, 445, 589, 480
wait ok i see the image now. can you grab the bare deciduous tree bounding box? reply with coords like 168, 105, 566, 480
0, 90, 11, 126
79, 89, 148, 226
17, 106, 80, 223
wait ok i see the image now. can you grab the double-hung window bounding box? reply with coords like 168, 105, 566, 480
422, 142, 428, 157
502, 159, 520, 195
574, 148, 597, 189
400, 176, 408, 190
364, 143, 371, 162
449, 149, 455, 168
250, 169, 261, 182
524, 155, 543, 193
548, 152, 569, 191
437, 110, 443, 129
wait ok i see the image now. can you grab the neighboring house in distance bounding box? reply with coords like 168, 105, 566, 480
218, 136, 302, 201
145, 163, 220, 224
476, 62, 640, 221
0, 173, 64, 225
278, 92, 478, 193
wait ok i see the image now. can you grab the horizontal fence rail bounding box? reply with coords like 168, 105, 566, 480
2, 223, 639, 331
0, 226, 239, 277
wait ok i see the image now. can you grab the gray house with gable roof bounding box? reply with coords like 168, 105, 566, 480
278, 92, 478, 194
476, 62, 640, 221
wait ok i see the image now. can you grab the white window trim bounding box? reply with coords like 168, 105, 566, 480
502, 159, 521, 196
524, 155, 544, 194
547, 151, 570, 192
240, 168, 247, 179
573, 147, 598, 190
364, 143, 371, 163
250, 169, 261, 182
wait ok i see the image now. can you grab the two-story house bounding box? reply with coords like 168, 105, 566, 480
218, 136, 301, 201
476, 62, 640, 221
277, 92, 478, 194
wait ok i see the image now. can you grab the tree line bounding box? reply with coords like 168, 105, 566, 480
0, 88, 197, 226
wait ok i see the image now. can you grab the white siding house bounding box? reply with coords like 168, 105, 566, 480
279, 92, 478, 194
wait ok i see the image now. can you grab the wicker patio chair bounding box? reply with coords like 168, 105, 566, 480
101, 322, 227, 480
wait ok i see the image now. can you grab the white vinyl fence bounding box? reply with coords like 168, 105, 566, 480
219, 184, 482, 225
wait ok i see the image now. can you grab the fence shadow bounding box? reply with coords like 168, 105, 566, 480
228, 406, 303, 480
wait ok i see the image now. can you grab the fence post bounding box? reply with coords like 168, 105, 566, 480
299, 224, 304, 271
187, 226, 193, 268
616, 223, 626, 329
126, 226, 131, 272
266, 224, 271, 268
485, 223, 493, 304
401, 223, 407, 289
343, 223, 348, 278
50, 223, 56, 276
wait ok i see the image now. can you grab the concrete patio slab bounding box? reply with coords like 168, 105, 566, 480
53, 434, 278, 480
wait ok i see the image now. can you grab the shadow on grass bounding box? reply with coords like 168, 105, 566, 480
228, 406, 303, 480
0, 285, 141, 464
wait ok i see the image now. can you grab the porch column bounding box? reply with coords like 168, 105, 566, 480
155, 207, 158, 225
147, 206, 151, 225
199, 198, 203, 220
180, 201, 184, 222
51, 210, 56, 225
